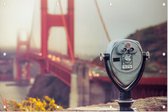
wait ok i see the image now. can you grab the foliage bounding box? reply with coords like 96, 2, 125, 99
3, 96, 63, 111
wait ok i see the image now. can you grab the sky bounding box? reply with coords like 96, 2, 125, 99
0, 0, 167, 59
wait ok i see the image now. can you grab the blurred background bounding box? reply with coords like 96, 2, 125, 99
0, 0, 167, 109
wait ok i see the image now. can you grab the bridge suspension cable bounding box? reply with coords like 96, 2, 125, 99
94, 0, 111, 42
30, 1, 37, 49
57, 0, 74, 61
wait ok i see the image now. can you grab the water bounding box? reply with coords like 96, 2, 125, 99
0, 81, 31, 108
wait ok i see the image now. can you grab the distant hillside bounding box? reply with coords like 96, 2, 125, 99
92, 22, 167, 76
127, 22, 167, 75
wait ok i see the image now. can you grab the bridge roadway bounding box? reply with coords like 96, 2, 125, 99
28, 52, 108, 86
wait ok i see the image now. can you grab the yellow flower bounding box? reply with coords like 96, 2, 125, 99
5, 96, 63, 111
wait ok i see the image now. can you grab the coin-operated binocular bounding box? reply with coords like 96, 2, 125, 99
100, 39, 150, 111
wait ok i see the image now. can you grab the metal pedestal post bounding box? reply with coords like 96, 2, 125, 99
118, 91, 134, 111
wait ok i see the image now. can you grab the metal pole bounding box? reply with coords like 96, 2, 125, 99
118, 91, 134, 111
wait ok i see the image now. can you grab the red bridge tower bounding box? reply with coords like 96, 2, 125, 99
41, 0, 74, 60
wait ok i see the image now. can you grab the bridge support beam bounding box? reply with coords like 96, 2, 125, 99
70, 74, 78, 107
70, 62, 90, 107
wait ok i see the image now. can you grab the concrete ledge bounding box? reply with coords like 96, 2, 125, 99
67, 96, 167, 111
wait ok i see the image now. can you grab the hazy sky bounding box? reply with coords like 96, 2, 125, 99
0, 0, 167, 59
